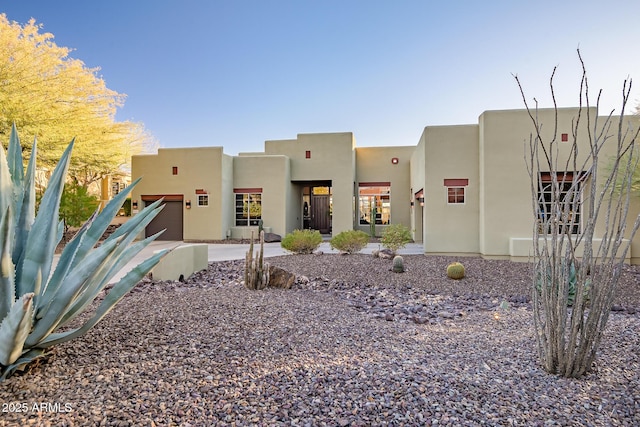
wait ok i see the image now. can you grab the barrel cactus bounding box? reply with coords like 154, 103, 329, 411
392, 255, 404, 273
0, 125, 167, 380
446, 262, 465, 280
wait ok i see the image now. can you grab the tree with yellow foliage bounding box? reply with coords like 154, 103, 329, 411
0, 14, 155, 187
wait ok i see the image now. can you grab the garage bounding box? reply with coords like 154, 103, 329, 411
142, 195, 184, 240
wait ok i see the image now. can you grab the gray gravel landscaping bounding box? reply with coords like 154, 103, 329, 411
1, 254, 639, 426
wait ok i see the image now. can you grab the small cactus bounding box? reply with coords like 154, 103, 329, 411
446, 262, 465, 280
245, 230, 270, 290
393, 255, 404, 273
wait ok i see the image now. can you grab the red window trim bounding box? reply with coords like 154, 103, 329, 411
234, 188, 263, 194
444, 179, 468, 187
359, 182, 391, 187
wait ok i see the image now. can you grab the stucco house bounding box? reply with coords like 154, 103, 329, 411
131, 107, 640, 264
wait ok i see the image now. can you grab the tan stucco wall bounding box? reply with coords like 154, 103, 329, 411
410, 135, 426, 242
220, 154, 234, 238
264, 133, 356, 236
422, 125, 480, 254
131, 146, 227, 240
355, 146, 413, 235
478, 108, 595, 256
232, 155, 290, 237
479, 107, 640, 262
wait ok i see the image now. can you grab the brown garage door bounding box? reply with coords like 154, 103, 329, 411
143, 195, 184, 240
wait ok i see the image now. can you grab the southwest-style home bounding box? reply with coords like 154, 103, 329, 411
131, 107, 640, 264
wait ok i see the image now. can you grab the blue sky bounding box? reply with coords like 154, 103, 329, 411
2, 1, 639, 155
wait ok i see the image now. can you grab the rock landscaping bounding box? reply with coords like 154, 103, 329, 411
0, 254, 638, 426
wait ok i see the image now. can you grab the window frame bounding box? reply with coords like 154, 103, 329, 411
537, 172, 584, 235
446, 186, 466, 204
358, 183, 391, 225
234, 191, 262, 226
197, 194, 209, 207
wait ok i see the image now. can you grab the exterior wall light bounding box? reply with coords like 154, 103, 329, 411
132, 200, 138, 210
185, 200, 191, 209
391, 157, 399, 164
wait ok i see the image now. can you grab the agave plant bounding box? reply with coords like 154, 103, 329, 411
0, 125, 167, 380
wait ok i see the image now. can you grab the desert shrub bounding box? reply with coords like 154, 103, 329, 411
380, 224, 412, 253
281, 229, 322, 254
330, 230, 369, 254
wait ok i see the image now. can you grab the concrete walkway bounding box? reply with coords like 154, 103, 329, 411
147, 240, 425, 261
108, 240, 425, 284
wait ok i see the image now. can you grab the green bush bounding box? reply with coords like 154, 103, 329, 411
380, 223, 412, 253
122, 198, 132, 216
59, 183, 100, 231
330, 230, 369, 254
281, 229, 322, 254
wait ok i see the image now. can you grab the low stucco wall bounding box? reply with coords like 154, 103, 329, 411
151, 244, 209, 281
509, 237, 631, 264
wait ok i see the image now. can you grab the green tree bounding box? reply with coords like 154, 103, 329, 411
0, 14, 155, 187
59, 182, 100, 232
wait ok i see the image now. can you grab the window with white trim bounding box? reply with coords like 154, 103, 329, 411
444, 178, 468, 205
197, 195, 209, 207
447, 187, 465, 204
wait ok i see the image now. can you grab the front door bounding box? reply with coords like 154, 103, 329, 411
311, 194, 331, 234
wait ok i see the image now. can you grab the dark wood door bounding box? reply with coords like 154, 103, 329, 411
311, 195, 330, 233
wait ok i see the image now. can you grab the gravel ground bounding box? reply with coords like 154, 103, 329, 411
0, 254, 639, 426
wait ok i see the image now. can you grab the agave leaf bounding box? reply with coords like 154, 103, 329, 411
38, 210, 96, 302
0, 293, 34, 366
0, 135, 12, 229
43, 202, 163, 313
12, 138, 37, 269
102, 193, 162, 243
0, 206, 15, 321
57, 231, 164, 327
0, 348, 45, 381
37, 249, 167, 349
68, 177, 143, 263
15, 140, 74, 297
53, 206, 164, 323
24, 237, 121, 347
6, 124, 24, 188
7, 125, 24, 229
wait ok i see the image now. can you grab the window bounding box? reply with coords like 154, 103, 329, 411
444, 179, 468, 205
359, 183, 390, 225
447, 187, 465, 204
538, 172, 583, 234
235, 191, 262, 226
198, 195, 209, 207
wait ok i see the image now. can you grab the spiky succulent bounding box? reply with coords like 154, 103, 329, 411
446, 262, 465, 280
0, 125, 167, 380
392, 255, 404, 273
